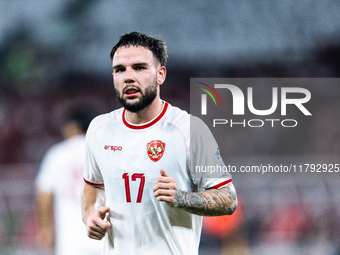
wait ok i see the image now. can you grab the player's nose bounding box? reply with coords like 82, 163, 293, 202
124, 67, 135, 83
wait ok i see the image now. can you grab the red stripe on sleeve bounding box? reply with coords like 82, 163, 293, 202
83, 178, 104, 186
206, 179, 232, 190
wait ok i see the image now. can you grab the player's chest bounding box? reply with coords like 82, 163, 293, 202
94, 126, 190, 204
94, 128, 187, 176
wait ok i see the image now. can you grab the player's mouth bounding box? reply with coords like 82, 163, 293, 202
124, 87, 141, 98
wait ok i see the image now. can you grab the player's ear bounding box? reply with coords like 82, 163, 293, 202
157, 66, 166, 86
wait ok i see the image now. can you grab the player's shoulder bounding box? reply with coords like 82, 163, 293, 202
165, 103, 207, 130
165, 103, 190, 125
190, 114, 213, 138
43, 142, 63, 158
87, 108, 123, 133
46, 135, 85, 157
42, 138, 71, 162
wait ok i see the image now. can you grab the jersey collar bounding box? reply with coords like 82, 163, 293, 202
122, 101, 169, 130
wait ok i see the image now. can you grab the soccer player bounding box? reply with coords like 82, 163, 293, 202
36, 108, 102, 255
82, 32, 238, 255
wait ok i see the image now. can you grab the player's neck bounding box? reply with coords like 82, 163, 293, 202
125, 98, 164, 125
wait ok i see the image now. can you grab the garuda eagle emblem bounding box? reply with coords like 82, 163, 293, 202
146, 140, 166, 162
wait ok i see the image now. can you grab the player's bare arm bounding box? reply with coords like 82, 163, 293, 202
35, 190, 55, 248
153, 169, 238, 216
171, 184, 237, 216
81, 183, 111, 240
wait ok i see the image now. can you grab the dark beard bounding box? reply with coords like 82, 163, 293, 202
115, 84, 157, 112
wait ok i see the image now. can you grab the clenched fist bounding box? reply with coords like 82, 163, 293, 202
85, 206, 111, 240
153, 169, 177, 204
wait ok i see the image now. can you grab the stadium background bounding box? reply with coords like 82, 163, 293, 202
1, 1, 340, 254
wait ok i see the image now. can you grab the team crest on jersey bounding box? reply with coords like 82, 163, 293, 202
147, 140, 165, 162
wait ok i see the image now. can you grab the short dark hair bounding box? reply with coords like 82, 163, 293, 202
110, 31, 168, 66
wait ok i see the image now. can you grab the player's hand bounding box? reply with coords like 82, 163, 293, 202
85, 206, 111, 240
153, 169, 177, 205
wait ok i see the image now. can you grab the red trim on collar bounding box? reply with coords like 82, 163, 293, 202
122, 102, 169, 130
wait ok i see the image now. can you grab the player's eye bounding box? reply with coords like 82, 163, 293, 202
134, 66, 146, 70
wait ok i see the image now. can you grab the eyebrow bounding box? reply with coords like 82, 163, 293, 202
112, 62, 149, 70
112, 64, 123, 70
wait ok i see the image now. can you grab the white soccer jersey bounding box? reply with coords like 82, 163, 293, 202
84, 101, 232, 255
36, 135, 102, 255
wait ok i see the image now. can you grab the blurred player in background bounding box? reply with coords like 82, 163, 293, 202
35, 107, 102, 255
82, 32, 238, 255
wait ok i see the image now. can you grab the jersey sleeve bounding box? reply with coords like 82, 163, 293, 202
83, 116, 104, 186
189, 115, 232, 191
